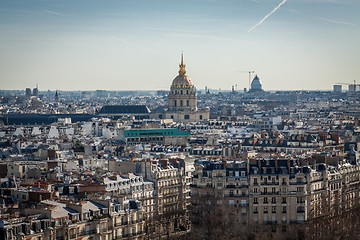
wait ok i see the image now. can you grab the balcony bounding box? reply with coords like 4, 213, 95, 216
264, 220, 277, 224
261, 182, 279, 186
290, 182, 306, 185
261, 192, 279, 195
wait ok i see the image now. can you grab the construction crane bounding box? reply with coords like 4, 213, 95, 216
336, 80, 359, 104
240, 71, 255, 91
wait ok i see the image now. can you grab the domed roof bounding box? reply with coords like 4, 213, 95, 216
250, 75, 262, 91
170, 54, 194, 90
171, 75, 194, 89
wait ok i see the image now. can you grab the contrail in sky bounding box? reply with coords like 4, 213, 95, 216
248, 0, 288, 32
42, 10, 66, 17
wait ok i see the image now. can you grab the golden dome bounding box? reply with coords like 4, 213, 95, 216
170, 54, 194, 90
171, 75, 194, 89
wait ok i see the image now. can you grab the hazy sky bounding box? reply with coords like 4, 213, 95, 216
0, 0, 359, 91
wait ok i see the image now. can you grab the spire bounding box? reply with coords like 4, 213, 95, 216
179, 52, 186, 75
55, 90, 59, 102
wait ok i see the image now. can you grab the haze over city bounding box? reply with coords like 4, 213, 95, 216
0, 0, 359, 91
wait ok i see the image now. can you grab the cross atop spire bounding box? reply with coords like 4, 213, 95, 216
179, 52, 186, 75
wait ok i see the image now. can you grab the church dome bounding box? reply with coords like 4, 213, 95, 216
250, 75, 263, 91
170, 54, 195, 92
168, 54, 197, 111
171, 75, 194, 89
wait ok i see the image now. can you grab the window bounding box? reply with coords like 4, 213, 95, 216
282, 197, 287, 203
180, 100, 183, 106
264, 207, 268, 213
254, 198, 258, 204
254, 207, 258, 214
272, 197, 276, 203
200, 115, 203, 120
254, 178, 258, 185
297, 206, 305, 213
263, 188, 267, 194
181, 90, 183, 94
297, 197, 305, 203
282, 206, 287, 213
272, 206, 276, 213
263, 197, 268, 204
272, 187, 276, 193
187, 100, 189, 106
184, 115, 189, 120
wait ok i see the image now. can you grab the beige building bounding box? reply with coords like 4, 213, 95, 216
1, 199, 145, 240
190, 158, 360, 236
153, 54, 209, 122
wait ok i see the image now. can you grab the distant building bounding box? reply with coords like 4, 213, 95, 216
333, 85, 342, 93
55, 91, 59, 102
348, 84, 360, 95
25, 88, 31, 98
153, 54, 209, 122
156, 90, 168, 96
249, 75, 263, 92
32, 87, 38, 97
98, 105, 150, 119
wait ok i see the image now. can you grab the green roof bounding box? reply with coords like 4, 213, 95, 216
125, 128, 190, 137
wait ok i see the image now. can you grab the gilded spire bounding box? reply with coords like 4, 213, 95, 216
179, 53, 186, 75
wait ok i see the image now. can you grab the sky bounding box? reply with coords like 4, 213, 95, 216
0, 0, 359, 91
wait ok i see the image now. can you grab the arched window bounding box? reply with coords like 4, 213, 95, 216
187, 90, 189, 95
297, 206, 305, 213
181, 90, 183, 94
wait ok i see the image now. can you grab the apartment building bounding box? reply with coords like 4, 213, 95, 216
191, 157, 360, 235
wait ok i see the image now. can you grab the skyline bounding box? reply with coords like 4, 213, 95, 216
0, 0, 359, 91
